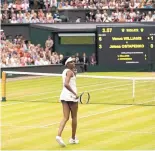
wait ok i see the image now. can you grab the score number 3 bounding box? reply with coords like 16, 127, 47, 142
99, 44, 102, 49
102, 28, 112, 33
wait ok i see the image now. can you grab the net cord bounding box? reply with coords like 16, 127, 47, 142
3, 71, 155, 80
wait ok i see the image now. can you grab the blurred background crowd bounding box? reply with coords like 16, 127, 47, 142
1, 31, 63, 67
0, 0, 155, 67
1, 31, 96, 67
1, 0, 155, 23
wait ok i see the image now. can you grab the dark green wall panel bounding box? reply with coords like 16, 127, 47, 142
30, 27, 52, 47
54, 34, 95, 56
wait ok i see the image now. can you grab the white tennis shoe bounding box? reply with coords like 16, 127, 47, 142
56, 136, 66, 147
69, 137, 79, 144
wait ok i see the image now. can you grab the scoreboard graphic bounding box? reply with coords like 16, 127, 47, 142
97, 25, 155, 70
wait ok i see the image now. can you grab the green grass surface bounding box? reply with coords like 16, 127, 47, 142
1, 72, 155, 150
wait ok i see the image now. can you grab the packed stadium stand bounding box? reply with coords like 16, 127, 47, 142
1, 0, 155, 67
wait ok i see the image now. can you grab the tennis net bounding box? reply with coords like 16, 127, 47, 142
2, 71, 155, 106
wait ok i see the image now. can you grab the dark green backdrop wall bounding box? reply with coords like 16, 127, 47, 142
30, 27, 53, 47
54, 34, 95, 56
30, 27, 95, 57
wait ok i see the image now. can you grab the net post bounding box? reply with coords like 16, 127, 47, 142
132, 78, 135, 104
1, 72, 6, 102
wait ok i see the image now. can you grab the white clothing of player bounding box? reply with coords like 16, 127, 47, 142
60, 68, 78, 102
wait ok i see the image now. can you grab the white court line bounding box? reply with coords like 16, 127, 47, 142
1, 125, 154, 135
7, 81, 108, 98
1, 96, 59, 107
1, 105, 133, 128
65, 128, 155, 135
1, 102, 26, 106
2, 85, 155, 106
7, 79, 127, 98
4, 83, 131, 105
0, 104, 142, 128
2, 99, 154, 128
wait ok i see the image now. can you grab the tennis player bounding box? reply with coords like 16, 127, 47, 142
56, 57, 79, 147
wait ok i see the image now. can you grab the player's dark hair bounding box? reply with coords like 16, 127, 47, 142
61, 56, 69, 66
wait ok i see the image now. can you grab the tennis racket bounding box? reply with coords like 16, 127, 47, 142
79, 92, 90, 104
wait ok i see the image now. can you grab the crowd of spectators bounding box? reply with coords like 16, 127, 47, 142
1, 0, 155, 67
1, 8, 62, 23
58, 0, 155, 9
86, 9, 155, 22
0, 31, 96, 67
1, 0, 155, 11
1, 0, 155, 23
0, 31, 64, 67
0, 30, 97, 67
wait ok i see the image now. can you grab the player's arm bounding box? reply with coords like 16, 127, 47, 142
73, 68, 77, 76
64, 70, 78, 98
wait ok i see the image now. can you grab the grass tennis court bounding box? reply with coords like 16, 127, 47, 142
1, 72, 155, 150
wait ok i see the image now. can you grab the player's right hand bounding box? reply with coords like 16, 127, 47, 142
75, 94, 79, 99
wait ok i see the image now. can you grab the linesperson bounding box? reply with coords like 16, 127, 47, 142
56, 57, 79, 147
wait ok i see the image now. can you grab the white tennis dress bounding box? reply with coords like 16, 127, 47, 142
60, 69, 78, 102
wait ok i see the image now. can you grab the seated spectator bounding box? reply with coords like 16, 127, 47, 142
2, 15, 10, 23
84, 2, 89, 9
63, 1, 73, 9
76, 0, 84, 8
17, 11, 24, 18
38, 9, 45, 18
109, 0, 116, 9
1, 57, 7, 67
89, 10, 95, 21
50, 52, 60, 64
141, 14, 147, 22
58, 2, 63, 9
17, 14, 24, 23
25, 13, 31, 23
103, 13, 111, 22
70, 0, 77, 8
13, 0, 22, 11
145, 11, 154, 21
118, 12, 126, 22
111, 12, 119, 22
30, 9, 36, 18
59, 53, 64, 63
88, 3, 97, 9
53, 10, 62, 22
129, 8, 136, 19
50, 0, 57, 7
47, 16, 54, 23
31, 14, 39, 23
144, 0, 153, 8
135, 0, 140, 8
46, 9, 52, 18
44, 0, 50, 10
95, 0, 103, 9
126, 14, 133, 22
2, 1, 8, 10
21, 0, 29, 11
95, 10, 102, 22
10, 16, 18, 23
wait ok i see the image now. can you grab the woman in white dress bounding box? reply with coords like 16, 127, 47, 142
56, 57, 79, 147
